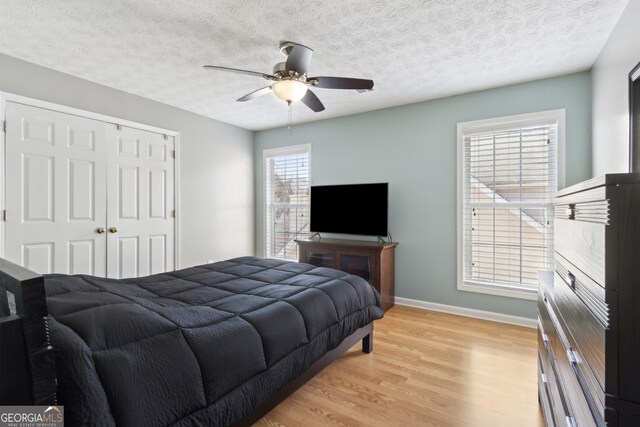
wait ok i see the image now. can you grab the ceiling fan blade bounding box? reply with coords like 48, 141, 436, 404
237, 86, 272, 102
285, 43, 313, 75
300, 89, 325, 112
309, 76, 374, 90
203, 65, 275, 80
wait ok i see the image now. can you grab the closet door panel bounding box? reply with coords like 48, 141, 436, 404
106, 125, 174, 279
118, 165, 140, 219
149, 169, 166, 219
23, 154, 55, 222
22, 243, 54, 274
149, 235, 166, 275
5, 102, 108, 275
117, 236, 139, 279
68, 240, 95, 275
68, 159, 95, 221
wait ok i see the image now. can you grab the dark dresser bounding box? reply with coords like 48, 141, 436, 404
538, 174, 640, 426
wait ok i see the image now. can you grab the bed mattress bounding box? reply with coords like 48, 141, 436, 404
44, 256, 383, 426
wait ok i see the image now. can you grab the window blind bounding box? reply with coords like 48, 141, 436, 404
462, 124, 557, 290
265, 145, 310, 260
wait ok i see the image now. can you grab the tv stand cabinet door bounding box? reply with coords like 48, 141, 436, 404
299, 246, 335, 269
295, 239, 395, 311
336, 249, 380, 289
336, 248, 395, 312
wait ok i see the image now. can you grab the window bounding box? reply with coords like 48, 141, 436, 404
264, 144, 311, 260
457, 110, 564, 299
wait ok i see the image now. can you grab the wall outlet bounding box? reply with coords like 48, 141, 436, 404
207, 259, 214, 264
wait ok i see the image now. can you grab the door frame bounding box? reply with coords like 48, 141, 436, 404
0, 92, 181, 271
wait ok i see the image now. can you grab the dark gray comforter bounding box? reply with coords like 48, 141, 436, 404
44, 256, 384, 426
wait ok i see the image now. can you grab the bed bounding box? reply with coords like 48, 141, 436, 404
0, 256, 383, 426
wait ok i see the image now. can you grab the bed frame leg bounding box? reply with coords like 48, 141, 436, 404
362, 332, 373, 353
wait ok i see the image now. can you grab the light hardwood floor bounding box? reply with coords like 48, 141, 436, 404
256, 305, 544, 427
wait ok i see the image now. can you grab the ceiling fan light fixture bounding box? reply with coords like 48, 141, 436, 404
203, 41, 372, 113
271, 79, 308, 103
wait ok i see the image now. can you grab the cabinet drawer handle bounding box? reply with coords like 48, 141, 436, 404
566, 415, 576, 427
566, 348, 578, 366
541, 372, 548, 384
565, 204, 576, 220
565, 271, 576, 290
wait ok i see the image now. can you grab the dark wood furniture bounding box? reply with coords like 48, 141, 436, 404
538, 174, 640, 427
629, 59, 640, 172
0, 258, 56, 405
296, 238, 397, 311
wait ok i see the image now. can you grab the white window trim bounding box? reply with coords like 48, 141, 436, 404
263, 143, 311, 260
456, 109, 565, 300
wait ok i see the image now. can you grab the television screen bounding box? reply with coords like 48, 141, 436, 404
310, 183, 388, 236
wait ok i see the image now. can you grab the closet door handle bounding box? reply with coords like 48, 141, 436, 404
109, 226, 119, 233
96, 227, 105, 234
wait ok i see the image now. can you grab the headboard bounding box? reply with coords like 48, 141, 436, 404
0, 258, 56, 405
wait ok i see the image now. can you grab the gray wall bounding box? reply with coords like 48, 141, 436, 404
0, 53, 255, 268
592, 0, 640, 176
255, 72, 592, 319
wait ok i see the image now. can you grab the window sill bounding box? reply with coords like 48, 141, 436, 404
266, 255, 299, 263
457, 280, 537, 301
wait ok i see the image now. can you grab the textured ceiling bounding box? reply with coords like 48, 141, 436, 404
0, 0, 629, 130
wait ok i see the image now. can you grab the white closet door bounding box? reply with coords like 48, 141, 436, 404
5, 102, 108, 275
106, 125, 174, 279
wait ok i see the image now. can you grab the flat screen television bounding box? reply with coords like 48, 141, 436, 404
310, 183, 388, 236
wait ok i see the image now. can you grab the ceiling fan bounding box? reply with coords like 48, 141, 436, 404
203, 41, 374, 112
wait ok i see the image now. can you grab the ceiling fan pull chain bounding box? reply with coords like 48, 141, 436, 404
288, 102, 293, 133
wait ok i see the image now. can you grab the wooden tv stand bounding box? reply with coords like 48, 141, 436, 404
295, 238, 397, 311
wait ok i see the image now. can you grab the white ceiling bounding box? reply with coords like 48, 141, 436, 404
0, 0, 629, 131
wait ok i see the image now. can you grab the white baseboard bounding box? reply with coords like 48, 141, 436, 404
394, 297, 536, 329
